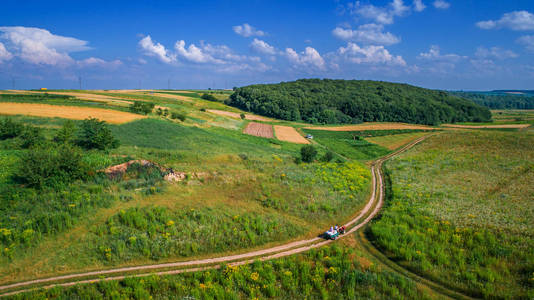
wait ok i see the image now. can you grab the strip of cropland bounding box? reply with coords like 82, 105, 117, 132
274, 125, 310, 144
442, 123, 530, 129
0, 102, 145, 124
243, 122, 274, 138
207, 109, 273, 122
304, 122, 437, 131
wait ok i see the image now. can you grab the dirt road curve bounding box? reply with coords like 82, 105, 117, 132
0, 135, 430, 297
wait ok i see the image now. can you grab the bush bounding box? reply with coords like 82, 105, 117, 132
76, 118, 120, 150
201, 93, 218, 101
0, 118, 24, 140
200, 108, 206, 112
321, 151, 335, 162
15, 144, 90, 188
53, 120, 76, 144
240, 113, 246, 119
156, 108, 163, 116
129, 101, 155, 115
300, 145, 317, 163
170, 112, 187, 122
19, 126, 45, 148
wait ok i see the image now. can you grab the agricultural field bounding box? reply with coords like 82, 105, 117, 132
370, 130, 534, 298
274, 125, 310, 144
243, 122, 274, 138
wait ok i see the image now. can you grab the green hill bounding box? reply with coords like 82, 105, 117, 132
228, 79, 492, 125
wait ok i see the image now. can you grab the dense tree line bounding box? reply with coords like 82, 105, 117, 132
450, 91, 534, 109
227, 79, 491, 125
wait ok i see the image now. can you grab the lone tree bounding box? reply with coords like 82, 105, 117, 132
130, 101, 155, 115
301, 145, 318, 163
76, 118, 119, 150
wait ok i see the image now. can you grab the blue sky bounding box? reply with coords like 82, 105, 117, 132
1, 0, 533, 90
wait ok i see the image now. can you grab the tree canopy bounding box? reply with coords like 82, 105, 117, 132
227, 79, 491, 125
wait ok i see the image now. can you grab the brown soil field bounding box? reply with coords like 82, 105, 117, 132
243, 122, 274, 138
4, 90, 132, 106
207, 109, 273, 122
0, 102, 145, 124
150, 92, 194, 102
304, 122, 436, 131
442, 124, 531, 129
274, 125, 310, 144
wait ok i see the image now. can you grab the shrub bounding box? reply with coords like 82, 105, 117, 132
129, 101, 155, 115
76, 118, 120, 150
300, 145, 317, 163
15, 144, 90, 188
19, 126, 45, 148
53, 120, 76, 144
200, 108, 206, 112
321, 151, 335, 162
170, 112, 187, 122
201, 93, 218, 101
0, 118, 24, 140
240, 113, 246, 119
156, 108, 163, 116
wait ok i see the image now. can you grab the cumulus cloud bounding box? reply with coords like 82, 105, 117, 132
232, 23, 265, 37
475, 46, 517, 59
285, 47, 326, 70
0, 26, 91, 66
77, 57, 123, 68
139, 35, 176, 63
517, 35, 534, 51
476, 11, 534, 31
418, 45, 465, 62
433, 0, 450, 9
413, 0, 426, 12
0, 42, 13, 62
332, 24, 400, 45
336, 42, 406, 65
351, 0, 411, 25
175, 40, 225, 64
250, 38, 277, 55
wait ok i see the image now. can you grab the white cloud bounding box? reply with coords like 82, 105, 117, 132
476, 11, 534, 31
138, 35, 176, 63
418, 45, 465, 62
332, 24, 400, 45
351, 0, 411, 25
0, 26, 91, 66
413, 0, 426, 12
433, 0, 450, 9
232, 23, 265, 37
175, 40, 225, 64
0, 42, 13, 62
250, 38, 277, 55
475, 46, 518, 59
517, 35, 534, 51
285, 47, 326, 70
336, 42, 406, 66
77, 57, 122, 68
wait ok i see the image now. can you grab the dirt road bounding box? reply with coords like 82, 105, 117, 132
0, 135, 430, 297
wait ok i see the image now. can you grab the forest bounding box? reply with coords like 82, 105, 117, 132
227, 79, 492, 125
450, 91, 534, 109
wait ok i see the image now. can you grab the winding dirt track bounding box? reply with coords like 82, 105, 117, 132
0, 135, 430, 297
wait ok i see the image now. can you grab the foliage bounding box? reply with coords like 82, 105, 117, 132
129, 101, 155, 115
451, 91, 534, 109
76, 118, 120, 150
300, 145, 318, 162
321, 150, 335, 162
370, 131, 534, 298
14, 144, 89, 189
170, 111, 187, 121
228, 79, 492, 125
0, 118, 24, 140
53, 120, 76, 144
9, 245, 433, 299
200, 93, 218, 101
240, 113, 246, 119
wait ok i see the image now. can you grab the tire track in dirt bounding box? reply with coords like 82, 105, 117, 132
0, 135, 431, 297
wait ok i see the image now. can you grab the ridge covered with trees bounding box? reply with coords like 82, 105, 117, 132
449, 91, 534, 109
228, 79, 491, 125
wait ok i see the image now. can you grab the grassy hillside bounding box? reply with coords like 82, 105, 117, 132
369, 131, 534, 298
228, 79, 491, 125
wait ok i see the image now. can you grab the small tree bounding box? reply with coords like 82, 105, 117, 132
240, 113, 246, 120
0, 118, 24, 140
163, 109, 169, 117
321, 151, 335, 162
54, 120, 76, 144
19, 126, 45, 148
129, 101, 155, 115
301, 145, 318, 163
76, 118, 119, 150
156, 108, 163, 116
170, 111, 186, 121
201, 93, 218, 101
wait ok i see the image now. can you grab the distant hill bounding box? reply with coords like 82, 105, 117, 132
228, 79, 491, 125
450, 91, 534, 109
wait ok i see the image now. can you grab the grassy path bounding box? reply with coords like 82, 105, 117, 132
0, 134, 460, 298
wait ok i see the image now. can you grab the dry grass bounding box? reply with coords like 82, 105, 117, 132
365, 132, 428, 150
274, 125, 310, 144
0, 102, 145, 124
207, 109, 273, 122
243, 122, 274, 138
442, 124, 531, 129
150, 92, 194, 102
304, 122, 436, 131
5, 90, 132, 106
